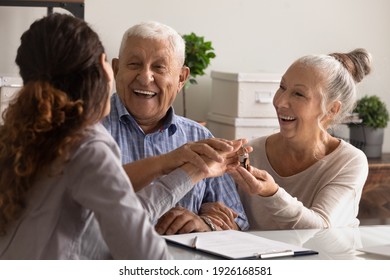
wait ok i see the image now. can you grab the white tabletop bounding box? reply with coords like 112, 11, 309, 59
168, 225, 390, 260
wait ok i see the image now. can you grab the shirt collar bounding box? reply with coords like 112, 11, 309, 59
114, 93, 131, 120
114, 93, 177, 136
161, 107, 177, 136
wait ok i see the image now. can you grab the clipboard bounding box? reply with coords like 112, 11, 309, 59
164, 230, 318, 259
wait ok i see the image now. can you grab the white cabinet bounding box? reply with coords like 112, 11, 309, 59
210, 71, 280, 118
207, 71, 280, 140
207, 113, 279, 140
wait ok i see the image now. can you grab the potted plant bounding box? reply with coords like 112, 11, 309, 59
349, 95, 390, 158
181, 32, 216, 118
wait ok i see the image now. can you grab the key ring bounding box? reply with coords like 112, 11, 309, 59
238, 146, 250, 170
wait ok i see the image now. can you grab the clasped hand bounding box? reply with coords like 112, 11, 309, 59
165, 138, 249, 180
155, 202, 238, 235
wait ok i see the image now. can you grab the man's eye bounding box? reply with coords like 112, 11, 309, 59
128, 62, 140, 67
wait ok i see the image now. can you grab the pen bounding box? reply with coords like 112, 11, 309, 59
192, 236, 198, 249
256, 249, 294, 259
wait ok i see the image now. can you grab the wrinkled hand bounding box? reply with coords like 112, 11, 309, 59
199, 202, 239, 230
188, 138, 253, 180
159, 138, 238, 176
155, 206, 223, 235
228, 166, 279, 197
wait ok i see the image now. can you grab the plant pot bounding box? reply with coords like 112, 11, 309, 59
349, 125, 384, 158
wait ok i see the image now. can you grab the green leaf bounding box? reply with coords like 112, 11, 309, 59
181, 32, 217, 117
352, 95, 390, 128
182, 32, 216, 82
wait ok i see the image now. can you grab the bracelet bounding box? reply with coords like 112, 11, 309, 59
200, 216, 216, 231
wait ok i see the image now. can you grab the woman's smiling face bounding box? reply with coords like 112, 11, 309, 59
273, 62, 326, 141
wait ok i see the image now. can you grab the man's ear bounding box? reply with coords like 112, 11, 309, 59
178, 66, 190, 91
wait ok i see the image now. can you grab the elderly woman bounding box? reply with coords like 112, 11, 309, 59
229, 48, 372, 230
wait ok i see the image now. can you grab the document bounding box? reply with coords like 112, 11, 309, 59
164, 230, 318, 259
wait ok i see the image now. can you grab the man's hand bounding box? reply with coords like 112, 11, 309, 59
155, 206, 223, 235
159, 138, 241, 176
124, 138, 250, 191
180, 138, 253, 184
199, 202, 239, 230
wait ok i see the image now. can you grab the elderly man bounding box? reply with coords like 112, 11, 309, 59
103, 21, 248, 234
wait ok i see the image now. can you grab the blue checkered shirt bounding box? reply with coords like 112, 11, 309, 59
102, 93, 249, 230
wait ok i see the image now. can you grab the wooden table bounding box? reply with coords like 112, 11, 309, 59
358, 153, 390, 224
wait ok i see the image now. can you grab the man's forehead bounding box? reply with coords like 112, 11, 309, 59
124, 36, 174, 53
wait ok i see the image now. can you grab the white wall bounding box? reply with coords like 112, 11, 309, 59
1, 0, 390, 151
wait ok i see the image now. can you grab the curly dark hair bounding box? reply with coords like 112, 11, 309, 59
0, 13, 110, 234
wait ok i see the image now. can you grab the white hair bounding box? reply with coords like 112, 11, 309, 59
296, 48, 371, 128
118, 21, 185, 66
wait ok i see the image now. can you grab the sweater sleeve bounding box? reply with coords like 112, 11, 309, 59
136, 168, 194, 222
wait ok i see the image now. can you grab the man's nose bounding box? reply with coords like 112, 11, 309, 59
136, 68, 154, 85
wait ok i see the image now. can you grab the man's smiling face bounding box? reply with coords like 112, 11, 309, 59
113, 36, 188, 130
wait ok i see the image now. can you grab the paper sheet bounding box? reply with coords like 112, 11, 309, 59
164, 230, 317, 259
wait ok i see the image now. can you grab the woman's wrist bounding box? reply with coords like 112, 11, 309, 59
180, 162, 205, 184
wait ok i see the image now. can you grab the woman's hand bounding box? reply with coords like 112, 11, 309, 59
228, 166, 279, 197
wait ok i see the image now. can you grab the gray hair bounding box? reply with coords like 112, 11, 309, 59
118, 21, 185, 66
296, 48, 372, 128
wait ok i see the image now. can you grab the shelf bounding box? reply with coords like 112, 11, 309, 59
358, 153, 390, 225
0, 0, 84, 19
